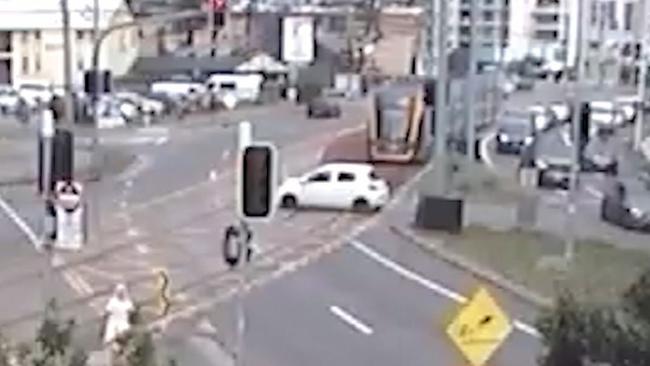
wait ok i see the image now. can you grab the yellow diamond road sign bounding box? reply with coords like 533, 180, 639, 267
446, 287, 513, 366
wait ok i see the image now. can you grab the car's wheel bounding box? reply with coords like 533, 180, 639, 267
352, 198, 371, 213
281, 195, 298, 209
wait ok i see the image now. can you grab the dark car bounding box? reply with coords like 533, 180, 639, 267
581, 137, 618, 175
601, 182, 650, 233
495, 115, 535, 155
307, 98, 341, 119
537, 157, 572, 190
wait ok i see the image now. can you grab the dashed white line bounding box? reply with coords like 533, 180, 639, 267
561, 127, 572, 147
329, 305, 374, 335
154, 136, 169, 146
349, 240, 541, 338
136, 243, 150, 255
586, 186, 604, 199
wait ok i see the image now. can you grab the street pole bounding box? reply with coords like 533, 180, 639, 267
465, 0, 478, 164
434, 0, 448, 194
490, 1, 503, 126
208, 1, 215, 57
61, 0, 75, 128
40, 110, 55, 306
634, 0, 648, 151
566, 0, 587, 263
234, 121, 251, 366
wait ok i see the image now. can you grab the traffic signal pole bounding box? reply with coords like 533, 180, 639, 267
434, 0, 449, 194
566, 0, 587, 264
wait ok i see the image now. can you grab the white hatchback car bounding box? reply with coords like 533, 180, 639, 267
277, 163, 390, 212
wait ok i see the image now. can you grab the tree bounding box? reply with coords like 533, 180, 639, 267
538, 269, 650, 366
536, 291, 588, 366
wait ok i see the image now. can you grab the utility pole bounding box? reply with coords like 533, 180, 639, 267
434, 0, 448, 194
465, 0, 478, 163
566, 0, 587, 263
208, 0, 215, 57
61, 0, 75, 128
634, 0, 648, 151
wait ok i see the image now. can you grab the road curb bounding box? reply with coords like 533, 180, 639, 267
389, 224, 554, 309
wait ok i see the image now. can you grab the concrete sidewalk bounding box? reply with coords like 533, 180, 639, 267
0, 122, 134, 186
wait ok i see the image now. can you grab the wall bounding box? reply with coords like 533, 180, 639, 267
9, 3, 138, 87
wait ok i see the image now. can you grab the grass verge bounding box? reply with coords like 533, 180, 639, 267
419, 225, 650, 305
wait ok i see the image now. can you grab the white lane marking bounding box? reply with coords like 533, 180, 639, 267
561, 127, 572, 147
350, 240, 466, 302
127, 228, 140, 238
480, 132, 497, 170
0, 195, 41, 248
349, 240, 541, 338
154, 136, 169, 146
221, 150, 231, 161
116, 155, 152, 182
0, 194, 97, 297
136, 243, 150, 254
209, 170, 219, 181
329, 305, 374, 335
586, 186, 604, 199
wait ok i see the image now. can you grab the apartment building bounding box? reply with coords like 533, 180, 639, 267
0, 0, 139, 87
507, 0, 642, 67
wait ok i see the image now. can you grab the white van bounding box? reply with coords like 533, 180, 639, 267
150, 80, 206, 98
590, 101, 624, 128
205, 73, 263, 103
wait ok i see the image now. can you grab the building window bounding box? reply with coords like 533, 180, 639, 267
77, 56, 84, 70
34, 30, 40, 40
21, 31, 28, 43
22, 55, 28, 74
624, 3, 633, 31
76, 30, 83, 40
483, 11, 494, 21
606, 1, 617, 30
35, 53, 41, 72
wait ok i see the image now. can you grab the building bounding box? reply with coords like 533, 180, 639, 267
507, 0, 643, 69
451, 0, 509, 63
0, 0, 139, 87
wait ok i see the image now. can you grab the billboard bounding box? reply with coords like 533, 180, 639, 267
282, 16, 315, 63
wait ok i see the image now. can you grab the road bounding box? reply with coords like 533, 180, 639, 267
175, 202, 542, 366
482, 81, 650, 249
0, 100, 367, 340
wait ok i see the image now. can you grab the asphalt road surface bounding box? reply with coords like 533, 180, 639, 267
0, 100, 367, 340
191, 216, 542, 366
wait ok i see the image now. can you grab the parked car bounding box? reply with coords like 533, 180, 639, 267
536, 157, 572, 190
307, 98, 341, 118
18, 82, 53, 108
277, 163, 390, 212
590, 101, 625, 129
495, 114, 535, 155
581, 138, 618, 175
512, 74, 535, 90
548, 102, 571, 123
615, 96, 638, 124
528, 105, 554, 132
0, 85, 20, 114
601, 182, 650, 233
116, 92, 165, 117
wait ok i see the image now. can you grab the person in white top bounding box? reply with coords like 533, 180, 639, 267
102, 283, 135, 348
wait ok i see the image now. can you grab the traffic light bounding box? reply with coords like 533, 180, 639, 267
239, 144, 275, 219
579, 102, 590, 147
83, 70, 112, 96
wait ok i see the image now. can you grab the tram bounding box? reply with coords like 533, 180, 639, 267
367, 81, 429, 163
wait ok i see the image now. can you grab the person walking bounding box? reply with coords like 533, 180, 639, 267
101, 283, 135, 353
